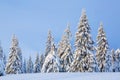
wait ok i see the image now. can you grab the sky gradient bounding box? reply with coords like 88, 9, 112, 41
0, 0, 120, 60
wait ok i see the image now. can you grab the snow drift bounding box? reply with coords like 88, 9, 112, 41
1, 73, 120, 80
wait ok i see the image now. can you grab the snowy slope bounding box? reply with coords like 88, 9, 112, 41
1, 73, 120, 80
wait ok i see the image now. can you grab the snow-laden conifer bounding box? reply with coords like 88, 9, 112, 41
5, 35, 22, 74
115, 49, 120, 72
57, 24, 73, 72
39, 54, 44, 71
23, 59, 27, 73
105, 51, 112, 72
34, 53, 40, 73
69, 9, 94, 72
0, 43, 5, 76
41, 42, 60, 73
45, 30, 53, 57
27, 56, 33, 73
88, 53, 98, 72
3, 54, 6, 68
111, 49, 116, 72
96, 23, 109, 72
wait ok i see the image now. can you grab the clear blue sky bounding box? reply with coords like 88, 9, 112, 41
0, 0, 120, 59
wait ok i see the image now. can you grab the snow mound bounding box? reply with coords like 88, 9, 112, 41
1, 73, 120, 80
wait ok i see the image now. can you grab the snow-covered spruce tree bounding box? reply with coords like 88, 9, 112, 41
111, 49, 116, 72
23, 59, 27, 73
5, 35, 22, 74
34, 53, 40, 73
105, 51, 112, 72
39, 54, 44, 71
27, 56, 33, 73
115, 49, 120, 72
41, 43, 60, 73
69, 9, 94, 72
57, 24, 73, 72
45, 30, 53, 57
0, 43, 5, 76
3, 54, 6, 68
96, 23, 109, 72
0, 59, 4, 76
88, 53, 98, 72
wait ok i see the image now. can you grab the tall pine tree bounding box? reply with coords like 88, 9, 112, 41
5, 35, 22, 74
45, 30, 53, 57
115, 49, 120, 72
88, 53, 98, 72
41, 42, 60, 73
23, 59, 27, 73
3, 54, 6, 68
96, 23, 109, 72
69, 9, 94, 72
0, 42, 5, 76
57, 24, 73, 72
105, 51, 112, 72
111, 49, 116, 72
27, 56, 33, 73
39, 54, 44, 71
34, 53, 40, 73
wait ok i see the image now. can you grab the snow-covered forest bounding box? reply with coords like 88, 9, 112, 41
0, 9, 120, 76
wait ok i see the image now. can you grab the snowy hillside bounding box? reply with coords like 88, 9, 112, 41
1, 73, 120, 80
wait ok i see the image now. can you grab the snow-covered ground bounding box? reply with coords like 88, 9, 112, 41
1, 73, 120, 80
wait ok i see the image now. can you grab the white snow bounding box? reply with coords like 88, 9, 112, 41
1, 73, 120, 80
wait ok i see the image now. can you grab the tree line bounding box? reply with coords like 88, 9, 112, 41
0, 9, 120, 76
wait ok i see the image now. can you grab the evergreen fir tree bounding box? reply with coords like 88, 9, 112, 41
34, 53, 40, 73
27, 56, 33, 73
88, 53, 98, 72
115, 49, 120, 72
111, 49, 116, 72
39, 54, 44, 71
41, 42, 60, 73
0, 60, 4, 76
105, 51, 112, 72
96, 23, 109, 72
69, 9, 94, 72
57, 24, 73, 72
5, 35, 22, 74
45, 30, 53, 57
0, 43, 5, 76
3, 54, 6, 68
23, 59, 27, 73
